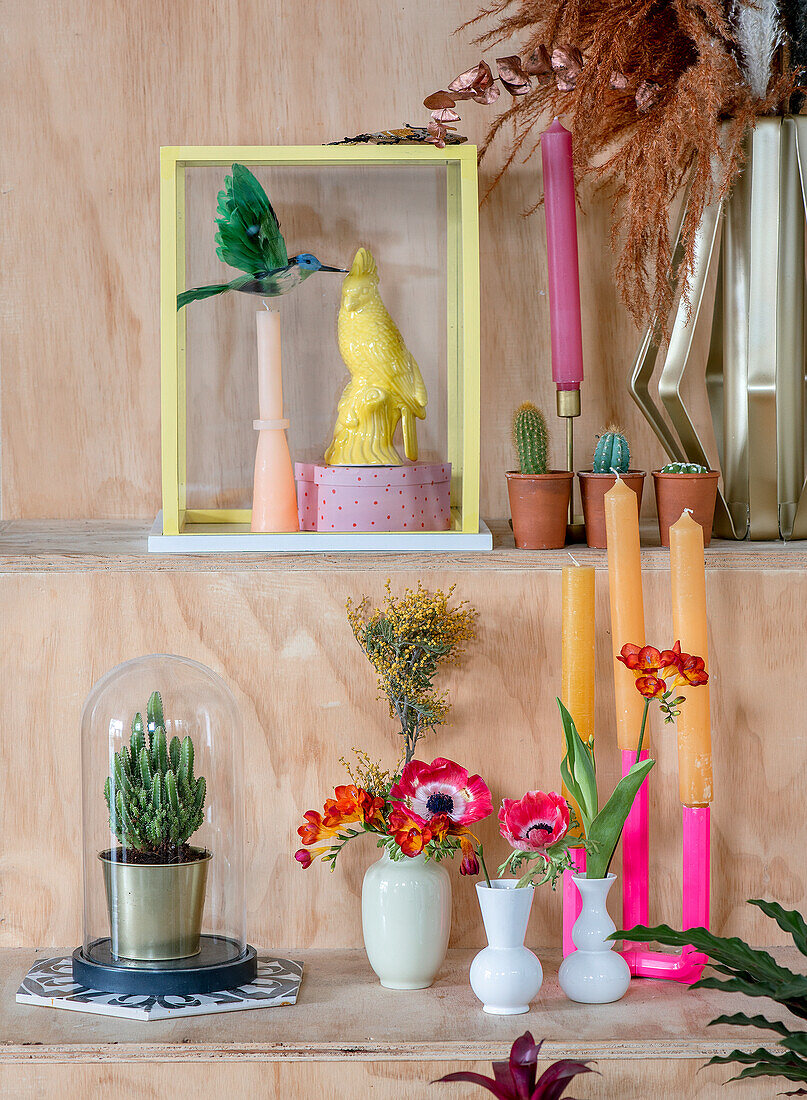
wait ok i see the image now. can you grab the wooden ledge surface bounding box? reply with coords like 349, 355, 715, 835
0, 520, 803, 573
1, 947, 798, 1064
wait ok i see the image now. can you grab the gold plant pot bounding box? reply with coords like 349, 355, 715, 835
100, 848, 211, 962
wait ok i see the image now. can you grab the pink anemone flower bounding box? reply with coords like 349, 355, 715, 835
390, 757, 492, 828
499, 791, 570, 852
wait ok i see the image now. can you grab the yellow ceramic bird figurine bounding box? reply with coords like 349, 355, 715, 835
325, 248, 427, 465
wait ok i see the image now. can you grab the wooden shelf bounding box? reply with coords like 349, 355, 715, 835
2, 947, 793, 1064
0, 519, 804, 572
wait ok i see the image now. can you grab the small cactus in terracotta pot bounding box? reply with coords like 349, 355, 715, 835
506, 403, 573, 550
578, 427, 645, 549
652, 462, 719, 547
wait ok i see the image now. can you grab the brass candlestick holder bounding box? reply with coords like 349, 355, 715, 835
557, 389, 586, 541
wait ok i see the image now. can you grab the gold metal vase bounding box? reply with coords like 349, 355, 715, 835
629, 116, 807, 540
101, 849, 211, 962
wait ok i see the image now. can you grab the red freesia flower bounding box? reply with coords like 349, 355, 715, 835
498, 791, 570, 853
634, 674, 667, 699
297, 809, 338, 846
388, 804, 432, 856
672, 653, 709, 687
322, 784, 385, 829
618, 640, 708, 697
391, 757, 492, 829
295, 848, 313, 869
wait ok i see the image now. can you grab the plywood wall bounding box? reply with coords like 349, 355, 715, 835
1, 562, 802, 952
0, 0, 711, 523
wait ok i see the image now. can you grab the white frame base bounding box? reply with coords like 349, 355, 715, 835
148, 513, 493, 553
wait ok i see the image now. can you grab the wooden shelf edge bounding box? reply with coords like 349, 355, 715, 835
0, 519, 804, 572
0, 1039, 769, 1065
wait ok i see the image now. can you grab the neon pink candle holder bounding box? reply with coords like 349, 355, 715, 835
562, 751, 709, 983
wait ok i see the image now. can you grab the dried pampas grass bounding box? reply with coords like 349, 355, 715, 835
444, 0, 799, 330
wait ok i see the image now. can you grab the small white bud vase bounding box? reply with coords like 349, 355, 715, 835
558, 873, 631, 1004
361, 850, 451, 989
469, 880, 543, 1015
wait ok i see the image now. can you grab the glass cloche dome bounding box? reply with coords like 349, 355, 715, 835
73, 654, 256, 994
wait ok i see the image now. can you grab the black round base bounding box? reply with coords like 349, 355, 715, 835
72, 936, 257, 995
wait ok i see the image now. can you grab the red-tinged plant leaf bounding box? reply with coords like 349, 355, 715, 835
423, 90, 456, 110
432, 1070, 512, 1099
496, 55, 531, 95
533, 1057, 595, 1099
509, 1032, 542, 1098
523, 45, 553, 83
431, 107, 461, 124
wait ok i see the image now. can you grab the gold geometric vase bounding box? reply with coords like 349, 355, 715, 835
630, 117, 807, 540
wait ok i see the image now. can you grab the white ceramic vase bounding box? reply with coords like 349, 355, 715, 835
558, 873, 631, 1004
469, 880, 543, 1014
361, 850, 451, 989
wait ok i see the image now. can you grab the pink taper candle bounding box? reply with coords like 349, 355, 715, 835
541, 118, 584, 390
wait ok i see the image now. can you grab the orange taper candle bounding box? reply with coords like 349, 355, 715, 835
561, 563, 595, 834
670, 511, 713, 806
561, 563, 596, 744
604, 478, 647, 750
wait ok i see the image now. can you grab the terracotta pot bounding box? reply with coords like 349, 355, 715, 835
652, 471, 719, 547
578, 471, 646, 548
506, 471, 573, 549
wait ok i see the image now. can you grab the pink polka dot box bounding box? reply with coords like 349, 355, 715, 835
294, 462, 452, 533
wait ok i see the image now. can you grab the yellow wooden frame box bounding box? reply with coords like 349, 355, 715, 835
156, 144, 488, 552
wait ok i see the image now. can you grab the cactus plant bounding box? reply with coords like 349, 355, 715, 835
513, 402, 549, 475
660, 462, 708, 474
593, 426, 630, 473
104, 691, 206, 859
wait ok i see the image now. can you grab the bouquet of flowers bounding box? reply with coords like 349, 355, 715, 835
295, 753, 493, 878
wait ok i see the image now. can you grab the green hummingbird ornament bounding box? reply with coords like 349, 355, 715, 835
177, 164, 346, 310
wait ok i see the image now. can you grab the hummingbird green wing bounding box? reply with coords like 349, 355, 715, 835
213, 164, 289, 274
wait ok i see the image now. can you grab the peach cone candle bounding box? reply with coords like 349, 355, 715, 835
541, 118, 584, 392
251, 309, 300, 533
604, 479, 647, 750
670, 511, 713, 806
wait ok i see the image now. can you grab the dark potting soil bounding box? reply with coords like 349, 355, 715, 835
101, 845, 210, 865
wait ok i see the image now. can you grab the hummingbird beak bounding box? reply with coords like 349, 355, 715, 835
319, 265, 348, 273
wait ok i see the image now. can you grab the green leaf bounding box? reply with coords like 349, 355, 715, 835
616, 922, 801, 989
557, 698, 597, 830
708, 1047, 807, 1084
749, 899, 807, 958
586, 757, 654, 879
710, 1012, 794, 1038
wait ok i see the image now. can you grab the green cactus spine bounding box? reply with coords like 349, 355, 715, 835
104, 690, 206, 859
513, 402, 548, 475
593, 426, 630, 473
660, 462, 708, 474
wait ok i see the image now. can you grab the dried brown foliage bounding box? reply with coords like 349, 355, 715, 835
457, 0, 798, 329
